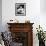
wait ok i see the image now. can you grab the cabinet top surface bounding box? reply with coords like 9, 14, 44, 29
7, 23, 34, 25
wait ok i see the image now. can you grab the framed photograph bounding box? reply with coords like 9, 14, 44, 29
15, 3, 26, 16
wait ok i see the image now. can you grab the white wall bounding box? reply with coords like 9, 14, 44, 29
2, 0, 40, 46
2, 0, 40, 30
40, 0, 46, 31
2, 0, 46, 46
0, 0, 2, 32
40, 0, 46, 13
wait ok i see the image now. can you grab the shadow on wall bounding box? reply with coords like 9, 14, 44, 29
0, 0, 2, 32
40, 0, 46, 14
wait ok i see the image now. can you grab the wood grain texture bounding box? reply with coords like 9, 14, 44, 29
7, 23, 34, 46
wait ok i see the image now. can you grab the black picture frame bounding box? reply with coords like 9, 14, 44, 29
15, 3, 26, 16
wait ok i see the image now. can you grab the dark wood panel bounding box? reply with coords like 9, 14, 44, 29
7, 23, 34, 46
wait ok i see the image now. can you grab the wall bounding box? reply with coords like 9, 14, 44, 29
40, 0, 46, 13
0, 0, 2, 32
2, 0, 40, 46
40, 0, 46, 31
2, 0, 40, 30
2, 0, 46, 46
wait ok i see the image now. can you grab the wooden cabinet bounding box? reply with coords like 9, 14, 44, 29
7, 23, 34, 46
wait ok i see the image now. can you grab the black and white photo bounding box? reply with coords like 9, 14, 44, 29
15, 3, 26, 16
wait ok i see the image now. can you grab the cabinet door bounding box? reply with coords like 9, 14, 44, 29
11, 32, 28, 46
